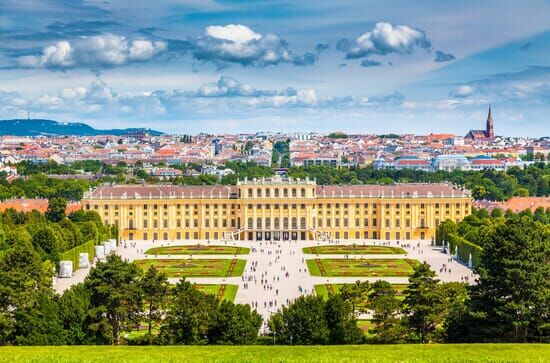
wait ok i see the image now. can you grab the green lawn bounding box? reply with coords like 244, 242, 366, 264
146, 245, 250, 255
1, 345, 548, 362
134, 259, 246, 278
314, 283, 408, 300
304, 245, 406, 255
307, 258, 420, 277
194, 284, 238, 302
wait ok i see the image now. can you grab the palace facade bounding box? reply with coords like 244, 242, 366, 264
82, 177, 472, 242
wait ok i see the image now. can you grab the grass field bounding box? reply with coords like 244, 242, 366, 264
1, 345, 548, 362
303, 245, 406, 255
194, 284, 238, 302
307, 258, 420, 277
134, 259, 246, 278
314, 283, 408, 300
145, 245, 250, 255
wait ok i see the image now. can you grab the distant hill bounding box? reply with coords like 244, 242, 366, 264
0, 119, 164, 136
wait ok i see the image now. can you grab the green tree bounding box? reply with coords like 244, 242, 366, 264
402, 263, 444, 343
210, 301, 262, 344
84, 255, 142, 345
0, 239, 53, 344
138, 266, 169, 341
368, 280, 406, 343
268, 295, 329, 345
339, 280, 371, 315
161, 279, 217, 344
324, 294, 363, 344
45, 197, 67, 223
465, 217, 550, 342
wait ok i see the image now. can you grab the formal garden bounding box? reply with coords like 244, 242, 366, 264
314, 283, 408, 300
133, 259, 246, 278
194, 284, 238, 302
303, 245, 406, 255
145, 245, 250, 255
307, 258, 420, 277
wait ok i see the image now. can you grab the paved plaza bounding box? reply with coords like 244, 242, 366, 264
54, 238, 476, 326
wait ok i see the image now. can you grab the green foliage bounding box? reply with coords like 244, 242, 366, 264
45, 197, 67, 223
85, 255, 143, 345
368, 280, 406, 343
269, 295, 330, 345
59, 240, 96, 271
402, 263, 444, 343
464, 218, 550, 342
446, 234, 483, 268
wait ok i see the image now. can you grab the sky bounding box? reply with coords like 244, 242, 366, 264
0, 0, 549, 136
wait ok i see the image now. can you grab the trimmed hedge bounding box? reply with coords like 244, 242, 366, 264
446, 233, 483, 268
59, 240, 96, 271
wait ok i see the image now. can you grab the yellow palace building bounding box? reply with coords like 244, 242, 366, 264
82, 177, 471, 242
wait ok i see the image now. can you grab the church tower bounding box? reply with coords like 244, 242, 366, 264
486, 106, 494, 138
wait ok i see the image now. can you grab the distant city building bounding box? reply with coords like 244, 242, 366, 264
465, 106, 495, 141
432, 155, 471, 171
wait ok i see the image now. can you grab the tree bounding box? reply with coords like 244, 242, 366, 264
368, 280, 406, 343
402, 263, 444, 343
464, 218, 550, 342
84, 255, 142, 345
339, 280, 371, 316
161, 279, 217, 344
0, 239, 53, 344
324, 294, 363, 344
45, 197, 67, 223
138, 266, 169, 341
268, 295, 329, 345
210, 301, 262, 344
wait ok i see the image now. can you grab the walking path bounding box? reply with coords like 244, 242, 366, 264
54, 238, 476, 326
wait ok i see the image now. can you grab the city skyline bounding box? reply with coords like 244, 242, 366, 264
0, 1, 549, 136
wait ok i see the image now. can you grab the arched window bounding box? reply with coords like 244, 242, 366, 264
283, 217, 289, 229
248, 217, 253, 229
275, 188, 280, 197
292, 188, 297, 197
283, 188, 288, 197
292, 217, 297, 229
265, 217, 271, 229
274, 217, 280, 229
257, 188, 262, 198
300, 217, 306, 229
257, 217, 262, 229
301, 188, 306, 197
248, 188, 253, 198
265, 189, 271, 197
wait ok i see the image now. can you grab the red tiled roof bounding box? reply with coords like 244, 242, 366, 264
0, 199, 81, 213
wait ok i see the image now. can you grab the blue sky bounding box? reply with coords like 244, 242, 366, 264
0, 0, 549, 136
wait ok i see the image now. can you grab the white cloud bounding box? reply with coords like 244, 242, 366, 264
191, 24, 319, 67
339, 22, 432, 59
449, 85, 474, 98
205, 24, 262, 43
17, 34, 167, 69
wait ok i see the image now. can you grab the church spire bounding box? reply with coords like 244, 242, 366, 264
486, 105, 494, 138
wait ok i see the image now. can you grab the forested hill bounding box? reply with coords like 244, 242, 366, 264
0, 119, 163, 136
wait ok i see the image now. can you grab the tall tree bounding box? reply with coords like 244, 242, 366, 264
84, 255, 142, 345
45, 197, 67, 223
465, 217, 550, 342
161, 279, 217, 345
210, 301, 262, 345
324, 294, 364, 344
339, 280, 371, 316
368, 280, 406, 343
268, 295, 329, 345
402, 263, 444, 343
138, 266, 169, 341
